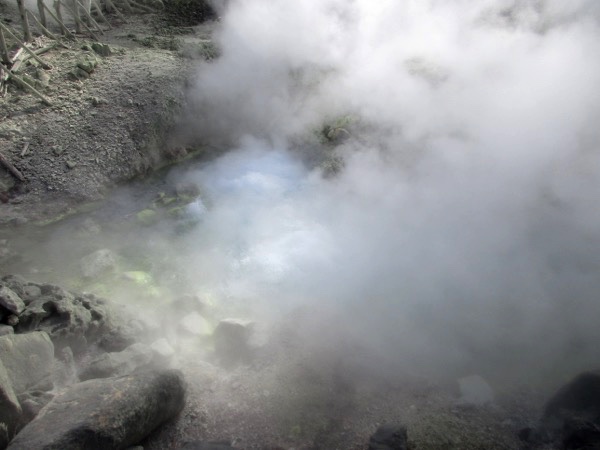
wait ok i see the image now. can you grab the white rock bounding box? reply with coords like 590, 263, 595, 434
457, 374, 494, 405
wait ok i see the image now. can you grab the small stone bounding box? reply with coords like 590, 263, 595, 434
76, 56, 98, 74
213, 319, 254, 367
35, 69, 50, 88
368, 424, 408, 450
22, 285, 42, 302
136, 209, 158, 226
52, 146, 64, 156
66, 160, 77, 170
91, 43, 112, 57
5, 315, 18, 327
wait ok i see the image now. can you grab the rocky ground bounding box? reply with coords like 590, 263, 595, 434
1, 3, 598, 450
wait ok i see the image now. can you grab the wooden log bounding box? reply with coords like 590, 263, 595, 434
27, 10, 60, 41
90, 0, 112, 29
117, 0, 134, 14
0, 29, 9, 64
129, 0, 154, 13
0, 23, 52, 70
0, 150, 26, 182
0, 61, 52, 106
45, 2, 76, 39
62, 2, 99, 40
75, 0, 104, 34
53, 0, 67, 36
16, 0, 32, 42
21, 142, 30, 157
102, 0, 127, 22
37, 0, 47, 28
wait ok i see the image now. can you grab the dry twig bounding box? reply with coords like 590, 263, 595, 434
0, 150, 26, 182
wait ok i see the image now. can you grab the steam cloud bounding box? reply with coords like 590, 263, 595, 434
163, 0, 600, 384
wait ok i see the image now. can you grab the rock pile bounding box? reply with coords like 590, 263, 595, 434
0, 275, 187, 449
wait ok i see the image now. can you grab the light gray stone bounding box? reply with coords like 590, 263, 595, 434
0, 286, 25, 316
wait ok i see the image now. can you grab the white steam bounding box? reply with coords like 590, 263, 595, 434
176, 0, 600, 382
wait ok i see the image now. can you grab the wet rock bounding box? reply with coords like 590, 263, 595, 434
80, 248, 118, 278
368, 424, 408, 450
0, 331, 54, 394
0, 359, 22, 449
7, 369, 186, 450
179, 441, 234, 449
213, 319, 254, 367
79, 343, 153, 381
0, 285, 25, 316
457, 374, 494, 406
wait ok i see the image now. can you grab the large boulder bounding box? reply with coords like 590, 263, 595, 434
543, 371, 600, 424
0, 332, 54, 394
0, 359, 21, 449
539, 371, 600, 449
8, 369, 186, 450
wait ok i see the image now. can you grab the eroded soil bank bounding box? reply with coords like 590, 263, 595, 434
0, 3, 216, 226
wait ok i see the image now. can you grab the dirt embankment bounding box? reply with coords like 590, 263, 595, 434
0, 4, 216, 226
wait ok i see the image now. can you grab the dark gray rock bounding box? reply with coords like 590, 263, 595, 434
8, 369, 187, 450
544, 371, 600, 424
0, 331, 54, 394
16, 289, 115, 354
540, 371, 600, 448
79, 343, 154, 381
562, 417, 600, 450
0, 286, 25, 316
179, 441, 233, 449
0, 359, 21, 449
213, 319, 254, 368
368, 424, 408, 450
